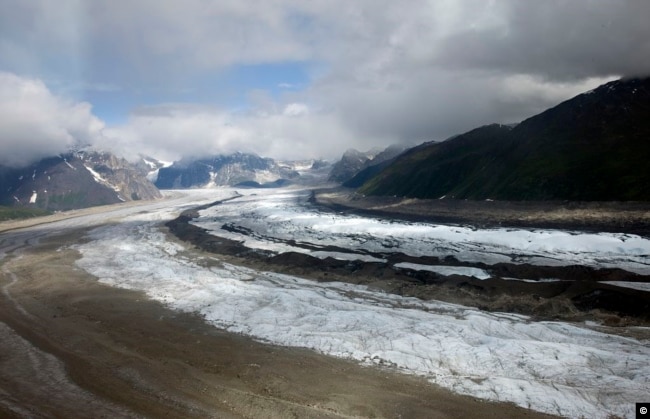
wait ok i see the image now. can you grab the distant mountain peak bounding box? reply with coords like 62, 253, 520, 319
0, 151, 161, 211
329, 145, 406, 184
154, 152, 300, 189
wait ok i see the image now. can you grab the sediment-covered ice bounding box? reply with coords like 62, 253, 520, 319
74, 209, 650, 419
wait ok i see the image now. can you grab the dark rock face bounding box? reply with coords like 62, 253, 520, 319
329, 145, 405, 184
155, 152, 299, 189
359, 77, 650, 201
0, 151, 161, 211
328, 149, 375, 183
572, 287, 650, 317
79, 151, 162, 202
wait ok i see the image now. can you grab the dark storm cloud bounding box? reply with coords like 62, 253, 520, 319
436, 1, 650, 80
305, 0, 647, 149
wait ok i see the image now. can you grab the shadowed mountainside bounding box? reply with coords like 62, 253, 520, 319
359, 77, 650, 201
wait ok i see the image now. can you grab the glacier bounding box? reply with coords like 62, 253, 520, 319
72, 188, 650, 419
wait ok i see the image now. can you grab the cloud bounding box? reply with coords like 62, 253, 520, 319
435, 1, 650, 80
283, 103, 309, 117
104, 103, 363, 162
1, 1, 649, 163
9, 1, 645, 86
301, 0, 640, 143
0, 72, 104, 167
312, 71, 616, 144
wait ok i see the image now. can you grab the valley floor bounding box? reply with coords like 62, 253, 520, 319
0, 194, 557, 419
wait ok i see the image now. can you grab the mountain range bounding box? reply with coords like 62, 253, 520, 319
2, 76, 647, 213
355, 77, 650, 201
154, 152, 303, 189
0, 150, 330, 212
0, 151, 162, 211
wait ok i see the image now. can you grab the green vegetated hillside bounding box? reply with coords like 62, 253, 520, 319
0, 206, 50, 221
359, 77, 650, 201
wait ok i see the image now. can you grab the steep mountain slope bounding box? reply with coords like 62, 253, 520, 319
359, 125, 513, 198
328, 149, 379, 183
278, 159, 332, 186
134, 155, 173, 183
329, 145, 405, 184
342, 159, 395, 188
155, 152, 299, 189
0, 152, 162, 211
359, 77, 650, 201
80, 151, 163, 201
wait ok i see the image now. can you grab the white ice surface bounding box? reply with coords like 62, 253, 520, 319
74, 203, 650, 419
310, 251, 386, 263
502, 277, 565, 283
600, 281, 650, 292
146, 170, 159, 183
142, 158, 157, 169
192, 189, 650, 274
253, 170, 281, 184
394, 262, 491, 279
